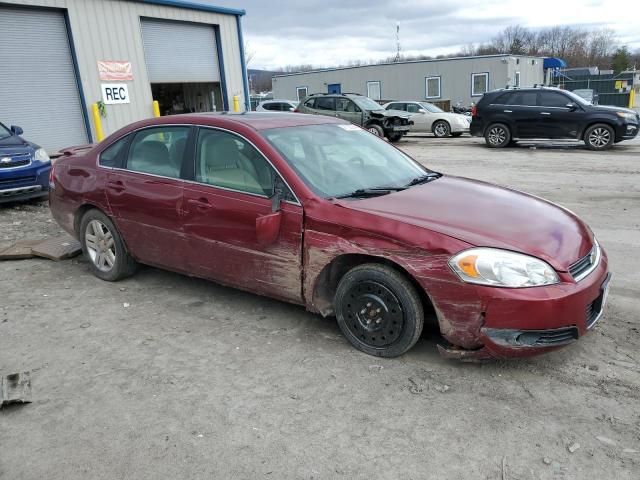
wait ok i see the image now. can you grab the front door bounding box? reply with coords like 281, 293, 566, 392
105, 125, 191, 270
335, 98, 363, 125
537, 91, 582, 138
182, 127, 304, 303
328, 83, 341, 94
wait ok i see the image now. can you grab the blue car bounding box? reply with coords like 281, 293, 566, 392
0, 122, 51, 204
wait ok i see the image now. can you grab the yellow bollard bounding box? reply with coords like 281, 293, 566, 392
152, 100, 161, 117
233, 95, 240, 112
91, 103, 104, 142
629, 89, 636, 109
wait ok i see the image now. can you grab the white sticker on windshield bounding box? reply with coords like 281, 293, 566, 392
337, 124, 361, 131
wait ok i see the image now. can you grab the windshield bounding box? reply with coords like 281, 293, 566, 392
353, 97, 385, 111
0, 122, 11, 139
419, 102, 444, 113
261, 124, 432, 198
562, 90, 590, 106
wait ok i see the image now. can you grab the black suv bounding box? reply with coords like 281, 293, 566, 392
297, 93, 412, 142
470, 86, 639, 150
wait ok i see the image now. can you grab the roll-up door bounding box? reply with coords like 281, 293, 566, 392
0, 6, 88, 152
141, 18, 220, 84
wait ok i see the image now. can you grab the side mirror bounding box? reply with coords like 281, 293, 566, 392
417, 109, 426, 114
10, 125, 23, 136
566, 102, 578, 111
255, 177, 287, 246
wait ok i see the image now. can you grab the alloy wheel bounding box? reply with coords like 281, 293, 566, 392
368, 127, 381, 136
488, 126, 507, 146
85, 219, 116, 272
588, 127, 611, 148
340, 280, 405, 348
434, 122, 449, 137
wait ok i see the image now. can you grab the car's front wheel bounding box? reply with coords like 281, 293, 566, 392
366, 124, 384, 137
433, 120, 450, 138
79, 209, 137, 281
485, 123, 511, 148
584, 123, 614, 150
387, 132, 403, 143
334, 264, 424, 357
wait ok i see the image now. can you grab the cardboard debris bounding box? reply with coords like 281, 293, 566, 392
1, 372, 32, 407
0, 235, 81, 261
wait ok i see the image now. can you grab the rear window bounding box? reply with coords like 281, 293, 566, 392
304, 98, 316, 108
99, 136, 128, 167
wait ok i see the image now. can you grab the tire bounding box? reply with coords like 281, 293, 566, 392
334, 263, 424, 358
387, 133, 403, 143
433, 120, 450, 138
450, 132, 463, 137
485, 123, 511, 148
366, 124, 384, 137
584, 123, 614, 151
79, 209, 137, 282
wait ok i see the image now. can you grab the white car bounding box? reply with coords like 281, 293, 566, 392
383, 101, 470, 137
256, 99, 299, 112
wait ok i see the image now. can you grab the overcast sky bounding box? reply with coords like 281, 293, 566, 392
205, 0, 640, 70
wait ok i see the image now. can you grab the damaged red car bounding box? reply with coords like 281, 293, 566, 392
49, 113, 611, 360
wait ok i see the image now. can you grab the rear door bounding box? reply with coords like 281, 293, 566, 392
314, 96, 336, 118
505, 91, 539, 138
182, 127, 304, 302
105, 125, 191, 270
335, 98, 363, 125
537, 91, 581, 138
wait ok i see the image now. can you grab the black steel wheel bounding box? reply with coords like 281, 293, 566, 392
334, 264, 424, 357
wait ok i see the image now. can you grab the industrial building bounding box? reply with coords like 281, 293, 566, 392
272, 54, 545, 109
0, 0, 249, 151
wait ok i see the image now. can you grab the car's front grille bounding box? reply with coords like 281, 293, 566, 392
586, 290, 605, 329
0, 153, 31, 169
569, 243, 599, 281
0, 175, 36, 186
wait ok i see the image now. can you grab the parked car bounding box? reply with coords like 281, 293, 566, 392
470, 86, 639, 150
383, 101, 470, 137
50, 113, 610, 360
256, 99, 298, 112
572, 89, 599, 105
0, 122, 51, 203
296, 93, 412, 142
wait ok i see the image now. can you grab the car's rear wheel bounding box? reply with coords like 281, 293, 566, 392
334, 264, 424, 358
79, 209, 137, 281
584, 123, 614, 150
485, 123, 511, 148
433, 121, 450, 138
387, 133, 403, 143
366, 124, 384, 137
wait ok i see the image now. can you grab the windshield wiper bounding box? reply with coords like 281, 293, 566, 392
333, 186, 406, 199
405, 173, 441, 187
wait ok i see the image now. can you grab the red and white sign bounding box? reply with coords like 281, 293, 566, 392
98, 61, 133, 81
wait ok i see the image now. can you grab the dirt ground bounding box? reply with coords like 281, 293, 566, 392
1, 135, 639, 480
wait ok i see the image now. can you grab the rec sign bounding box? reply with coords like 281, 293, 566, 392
101, 83, 130, 104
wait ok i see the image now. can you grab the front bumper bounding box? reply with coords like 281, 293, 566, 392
0, 164, 50, 203
618, 123, 638, 140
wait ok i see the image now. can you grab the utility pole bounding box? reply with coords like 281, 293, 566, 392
394, 23, 401, 62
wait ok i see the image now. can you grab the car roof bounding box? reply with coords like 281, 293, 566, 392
126, 112, 344, 132
260, 99, 297, 103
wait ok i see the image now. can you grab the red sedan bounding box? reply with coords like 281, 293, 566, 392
49, 113, 610, 360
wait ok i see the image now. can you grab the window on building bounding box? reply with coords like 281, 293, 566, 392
366, 81, 381, 100
471, 73, 489, 96
195, 128, 276, 196
127, 127, 189, 178
425, 76, 441, 98
514, 71, 521, 87
296, 86, 308, 101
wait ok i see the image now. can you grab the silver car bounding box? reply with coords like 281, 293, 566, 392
256, 99, 299, 112
383, 101, 470, 137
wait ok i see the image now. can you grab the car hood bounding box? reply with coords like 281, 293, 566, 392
336, 176, 593, 270
0, 134, 36, 156
590, 104, 638, 117
371, 109, 411, 120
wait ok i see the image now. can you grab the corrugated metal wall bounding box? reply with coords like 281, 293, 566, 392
273, 56, 545, 106
1, 0, 246, 141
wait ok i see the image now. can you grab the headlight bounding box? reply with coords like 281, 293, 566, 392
34, 148, 50, 163
616, 111, 637, 121
449, 248, 559, 288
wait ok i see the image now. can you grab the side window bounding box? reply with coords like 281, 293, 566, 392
315, 97, 336, 111
509, 91, 537, 106
126, 127, 189, 178
261, 103, 275, 110
406, 103, 420, 113
336, 99, 360, 112
99, 136, 128, 167
387, 103, 405, 111
539, 92, 570, 108
304, 98, 316, 108
195, 128, 276, 196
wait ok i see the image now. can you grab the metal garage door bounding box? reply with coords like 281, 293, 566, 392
0, 6, 88, 152
141, 18, 220, 83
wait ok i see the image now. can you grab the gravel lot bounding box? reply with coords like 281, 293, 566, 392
1, 135, 639, 479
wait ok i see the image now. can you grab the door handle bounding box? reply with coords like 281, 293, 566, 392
187, 197, 212, 211
540, 112, 551, 115
503, 110, 513, 113
106, 180, 125, 192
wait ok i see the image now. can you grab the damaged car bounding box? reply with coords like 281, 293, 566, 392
49, 112, 610, 360
296, 93, 412, 142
